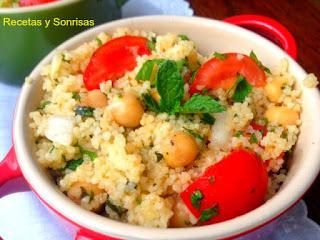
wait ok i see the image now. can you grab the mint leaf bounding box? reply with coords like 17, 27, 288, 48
157, 60, 185, 114
213, 52, 227, 60
249, 133, 258, 143
250, 50, 271, 74
142, 93, 161, 112
65, 159, 83, 171
179, 94, 225, 113
232, 75, 253, 103
136, 59, 165, 81
190, 189, 203, 210
178, 34, 189, 41
199, 205, 219, 222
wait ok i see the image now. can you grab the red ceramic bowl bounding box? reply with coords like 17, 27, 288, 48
1, 15, 320, 240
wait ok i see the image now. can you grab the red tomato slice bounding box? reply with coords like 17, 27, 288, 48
83, 36, 151, 90
180, 149, 268, 225
189, 53, 267, 94
19, 0, 57, 6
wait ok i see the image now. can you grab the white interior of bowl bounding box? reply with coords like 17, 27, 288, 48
13, 16, 320, 240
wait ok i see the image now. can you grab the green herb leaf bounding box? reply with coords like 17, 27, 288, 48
65, 158, 83, 171
136, 59, 165, 81
190, 189, 203, 210
249, 133, 258, 144
38, 100, 51, 110
106, 198, 126, 216
232, 75, 253, 103
184, 127, 204, 142
199, 205, 219, 222
95, 37, 103, 47
178, 34, 189, 41
62, 53, 71, 63
179, 94, 225, 114
213, 52, 227, 60
77, 144, 97, 160
155, 152, 163, 162
201, 113, 215, 125
142, 93, 161, 112
176, 59, 188, 71
75, 106, 94, 117
147, 40, 155, 51
189, 70, 198, 84
157, 60, 185, 114
234, 131, 243, 138
49, 146, 55, 153
72, 92, 81, 101
250, 50, 271, 74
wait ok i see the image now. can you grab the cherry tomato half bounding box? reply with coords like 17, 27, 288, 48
84, 36, 151, 90
180, 149, 268, 225
189, 53, 266, 94
19, 0, 57, 6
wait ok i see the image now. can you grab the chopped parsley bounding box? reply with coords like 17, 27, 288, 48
249, 133, 258, 144
190, 189, 203, 210
250, 50, 271, 74
178, 34, 189, 41
232, 75, 253, 103
199, 205, 219, 222
74, 106, 94, 117
213, 52, 227, 60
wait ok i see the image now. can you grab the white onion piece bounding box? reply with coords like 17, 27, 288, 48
210, 112, 231, 148
45, 115, 74, 146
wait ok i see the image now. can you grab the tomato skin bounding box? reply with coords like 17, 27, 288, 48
189, 53, 267, 94
84, 36, 151, 90
180, 149, 268, 225
19, 0, 57, 6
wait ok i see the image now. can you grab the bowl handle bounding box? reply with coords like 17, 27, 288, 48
223, 14, 298, 60
0, 147, 22, 187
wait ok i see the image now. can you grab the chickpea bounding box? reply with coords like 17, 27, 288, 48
170, 197, 194, 227
163, 131, 199, 168
264, 77, 286, 103
67, 182, 106, 212
111, 92, 144, 128
82, 90, 108, 108
265, 106, 299, 126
